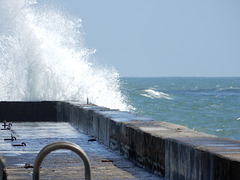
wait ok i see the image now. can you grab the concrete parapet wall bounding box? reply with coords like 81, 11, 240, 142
0, 101, 57, 122
1, 101, 240, 179
64, 102, 240, 180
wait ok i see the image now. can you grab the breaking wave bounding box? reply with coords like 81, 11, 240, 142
0, 0, 130, 110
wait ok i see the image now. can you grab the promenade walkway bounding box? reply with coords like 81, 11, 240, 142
0, 122, 162, 179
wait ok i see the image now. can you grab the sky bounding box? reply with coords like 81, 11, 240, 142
42, 1, 240, 77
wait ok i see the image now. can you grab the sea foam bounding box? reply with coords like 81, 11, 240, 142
141, 89, 173, 100
0, 0, 130, 111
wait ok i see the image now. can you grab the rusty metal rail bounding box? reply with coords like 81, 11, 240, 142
33, 141, 92, 180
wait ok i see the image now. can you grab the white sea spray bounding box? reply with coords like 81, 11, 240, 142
0, 0, 130, 111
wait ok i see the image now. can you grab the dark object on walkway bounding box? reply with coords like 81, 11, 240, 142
24, 163, 33, 169
1, 128, 10, 130
4, 137, 16, 141
4, 133, 16, 141
1, 120, 12, 130
12, 142, 26, 146
102, 159, 114, 162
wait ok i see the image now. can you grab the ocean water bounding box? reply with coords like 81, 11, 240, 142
121, 77, 240, 141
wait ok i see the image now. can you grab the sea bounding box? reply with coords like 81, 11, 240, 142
120, 77, 240, 141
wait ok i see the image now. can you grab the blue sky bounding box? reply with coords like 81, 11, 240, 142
46, 1, 240, 77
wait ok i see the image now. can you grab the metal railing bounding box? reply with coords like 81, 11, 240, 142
33, 141, 92, 180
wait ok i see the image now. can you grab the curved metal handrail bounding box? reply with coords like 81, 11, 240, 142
33, 141, 91, 180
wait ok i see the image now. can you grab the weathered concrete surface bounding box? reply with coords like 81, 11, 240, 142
63, 102, 240, 180
1, 101, 240, 180
0, 122, 161, 179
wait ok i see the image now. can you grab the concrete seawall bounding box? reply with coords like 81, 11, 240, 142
1, 101, 240, 179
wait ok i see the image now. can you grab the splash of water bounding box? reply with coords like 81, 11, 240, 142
0, 0, 130, 110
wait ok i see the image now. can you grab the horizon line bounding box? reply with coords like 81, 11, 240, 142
120, 76, 240, 78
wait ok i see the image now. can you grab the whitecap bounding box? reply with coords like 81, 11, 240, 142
141, 89, 173, 100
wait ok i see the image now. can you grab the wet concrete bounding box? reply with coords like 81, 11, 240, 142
0, 122, 162, 179
1, 101, 240, 180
